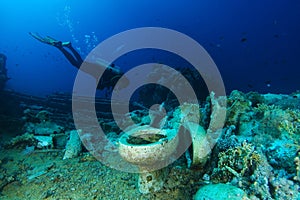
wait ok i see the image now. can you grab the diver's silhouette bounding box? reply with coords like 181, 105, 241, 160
29, 32, 128, 91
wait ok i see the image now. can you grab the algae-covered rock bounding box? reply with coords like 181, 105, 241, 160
7, 132, 36, 148
194, 183, 247, 200
25, 121, 64, 135
63, 130, 82, 160
34, 135, 53, 149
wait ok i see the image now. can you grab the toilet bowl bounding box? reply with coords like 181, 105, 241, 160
118, 125, 179, 193
119, 125, 178, 169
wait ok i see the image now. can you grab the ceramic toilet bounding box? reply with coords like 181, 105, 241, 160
118, 125, 179, 194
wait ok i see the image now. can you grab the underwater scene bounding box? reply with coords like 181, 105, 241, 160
0, 1, 300, 199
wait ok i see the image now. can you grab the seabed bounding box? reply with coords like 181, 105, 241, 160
0, 90, 299, 200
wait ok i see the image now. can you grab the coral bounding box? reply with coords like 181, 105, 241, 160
248, 153, 273, 199
269, 175, 299, 199
235, 102, 300, 176
247, 152, 299, 199
216, 125, 239, 152
226, 91, 299, 146
245, 91, 265, 107
211, 141, 260, 183
266, 138, 298, 173
253, 104, 300, 138
226, 90, 252, 128
263, 92, 300, 110
7, 132, 36, 148
285, 108, 300, 134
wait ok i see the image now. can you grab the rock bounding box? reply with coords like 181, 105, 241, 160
194, 183, 247, 200
8, 132, 36, 148
63, 130, 82, 160
34, 136, 53, 149
28, 121, 64, 135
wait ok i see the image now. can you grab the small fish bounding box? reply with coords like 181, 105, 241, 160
265, 80, 271, 87
240, 38, 247, 42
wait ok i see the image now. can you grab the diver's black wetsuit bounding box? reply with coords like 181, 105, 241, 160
55, 43, 83, 69
29, 32, 128, 91
55, 44, 126, 90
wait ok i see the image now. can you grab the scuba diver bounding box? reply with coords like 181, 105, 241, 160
29, 32, 128, 91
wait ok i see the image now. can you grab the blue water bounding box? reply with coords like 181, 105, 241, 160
1, 0, 300, 96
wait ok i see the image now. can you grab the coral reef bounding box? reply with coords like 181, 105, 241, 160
208, 90, 300, 199
266, 138, 298, 173
211, 141, 260, 183
226, 90, 252, 128
247, 153, 273, 199
1, 90, 299, 199
223, 90, 300, 174
253, 104, 300, 138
